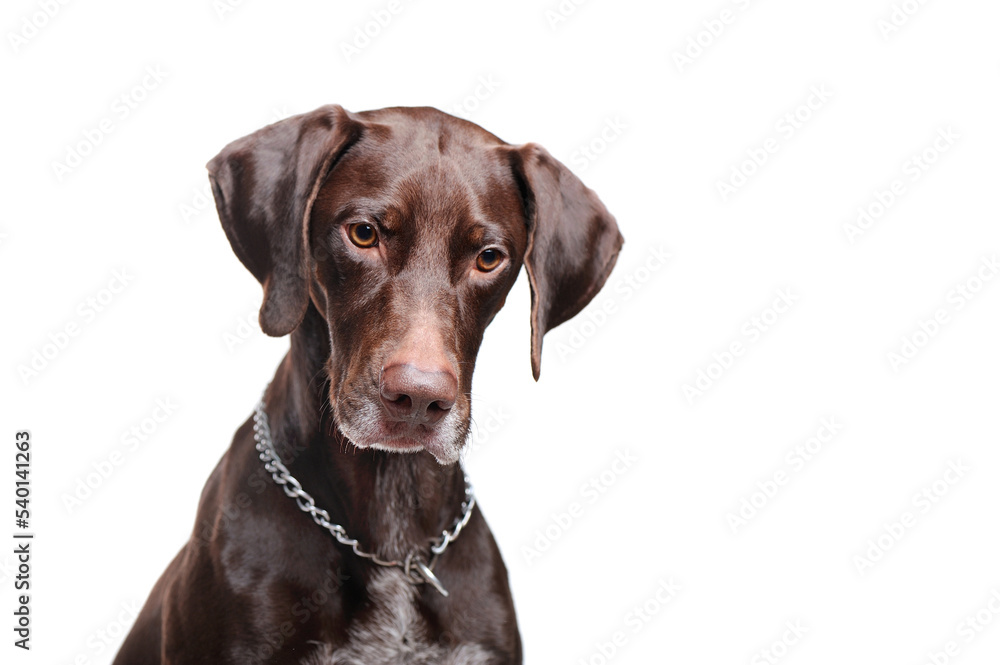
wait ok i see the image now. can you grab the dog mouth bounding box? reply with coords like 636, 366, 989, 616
359, 428, 463, 465
371, 435, 460, 465
334, 398, 466, 465
373, 421, 438, 452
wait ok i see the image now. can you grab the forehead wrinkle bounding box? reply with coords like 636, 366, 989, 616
396, 160, 482, 242
330, 197, 383, 224
393, 166, 477, 299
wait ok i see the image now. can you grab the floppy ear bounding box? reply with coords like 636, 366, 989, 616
509, 143, 624, 380
207, 105, 362, 337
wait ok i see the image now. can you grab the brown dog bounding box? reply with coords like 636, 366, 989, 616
114, 105, 622, 664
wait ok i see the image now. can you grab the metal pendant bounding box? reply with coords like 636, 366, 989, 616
407, 556, 449, 596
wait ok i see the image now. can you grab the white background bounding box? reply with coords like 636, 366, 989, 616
3, 0, 1000, 663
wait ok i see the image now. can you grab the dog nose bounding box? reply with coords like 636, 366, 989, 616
380, 364, 458, 425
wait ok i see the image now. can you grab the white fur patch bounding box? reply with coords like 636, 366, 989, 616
303, 570, 496, 665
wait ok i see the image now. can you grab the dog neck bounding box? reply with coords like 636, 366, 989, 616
258, 303, 467, 562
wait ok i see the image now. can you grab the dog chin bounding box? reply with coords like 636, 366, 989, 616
337, 421, 462, 465
369, 438, 461, 465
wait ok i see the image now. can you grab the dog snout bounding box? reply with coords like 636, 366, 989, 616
380, 364, 458, 425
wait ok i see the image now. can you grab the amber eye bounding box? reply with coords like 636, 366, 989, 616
347, 223, 378, 248
476, 248, 503, 272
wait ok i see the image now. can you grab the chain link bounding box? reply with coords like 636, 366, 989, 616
252, 391, 476, 590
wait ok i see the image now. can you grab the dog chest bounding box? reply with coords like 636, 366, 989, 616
304, 570, 496, 665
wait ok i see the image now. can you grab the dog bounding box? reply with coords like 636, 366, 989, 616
113, 104, 622, 664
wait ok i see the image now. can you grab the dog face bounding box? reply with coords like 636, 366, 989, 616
307, 111, 528, 463
208, 105, 622, 464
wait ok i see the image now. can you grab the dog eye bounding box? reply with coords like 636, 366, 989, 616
347, 223, 379, 248
476, 248, 503, 272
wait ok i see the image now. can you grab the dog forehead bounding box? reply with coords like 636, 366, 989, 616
356, 105, 506, 147
316, 113, 525, 238
351, 111, 511, 189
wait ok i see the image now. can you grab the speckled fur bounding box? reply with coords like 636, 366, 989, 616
304, 570, 496, 665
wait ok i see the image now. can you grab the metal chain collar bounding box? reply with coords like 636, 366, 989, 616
251, 393, 475, 597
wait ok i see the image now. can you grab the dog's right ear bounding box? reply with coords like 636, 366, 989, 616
506, 143, 623, 381
207, 105, 363, 337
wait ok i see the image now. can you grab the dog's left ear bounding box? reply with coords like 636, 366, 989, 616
508, 143, 624, 380
207, 105, 363, 337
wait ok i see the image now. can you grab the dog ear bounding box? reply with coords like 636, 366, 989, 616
207, 105, 362, 337
509, 143, 624, 380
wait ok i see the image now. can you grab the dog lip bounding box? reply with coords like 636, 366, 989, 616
420, 438, 460, 465
378, 436, 424, 450
337, 404, 464, 463
349, 419, 434, 451
368, 431, 461, 465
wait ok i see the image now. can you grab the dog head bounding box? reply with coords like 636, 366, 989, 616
208, 105, 622, 464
